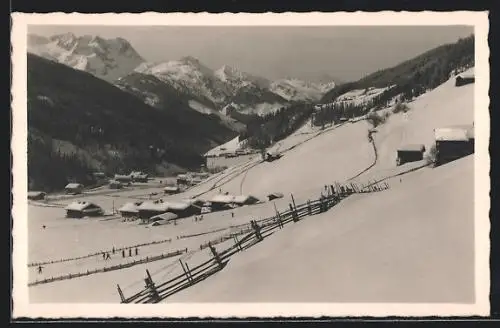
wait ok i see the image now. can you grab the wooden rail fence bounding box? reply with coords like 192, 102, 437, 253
28, 249, 187, 287
28, 238, 174, 268
118, 180, 389, 303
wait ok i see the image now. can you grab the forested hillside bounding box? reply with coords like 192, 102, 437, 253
312, 35, 474, 126
321, 35, 474, 104
241, 35, 474, 148
27, 54, 237, 191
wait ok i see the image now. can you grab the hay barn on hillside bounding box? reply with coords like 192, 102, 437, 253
434, 124, 474, 166
455, 75, 475, 87
65, 201, 103, 218
64, 183, 83, 195
396, 144, 426, 166
267, 192, 284, 201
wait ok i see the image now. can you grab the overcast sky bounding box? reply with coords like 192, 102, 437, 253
29, 25, 473, 83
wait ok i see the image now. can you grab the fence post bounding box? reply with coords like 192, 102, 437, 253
251, 220, 264, 241
289, 204, 298, 222
208, 242, 224, 269
307, 200, 312, 215
291, 193, 297, 211
273, 202, 283, 229
184, 262, 194, 282
144, 269, 161, 303
117, 284, 126, 303
233, 235, 243, 252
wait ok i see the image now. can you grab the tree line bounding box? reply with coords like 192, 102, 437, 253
312, 35, 475, 127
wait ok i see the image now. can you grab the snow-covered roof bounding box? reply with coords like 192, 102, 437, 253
150, 212, 178, 222
118, 202, 141, 213
204, 136, 241, 157
65, 201, 100, 211
137, 200, 170, 212
233, 195, 259, 204
164, 186, 179, 191
114, 174, 132, 180
210, 194, 236, 204
397, 144, 426, 152
137, 199, 193, 212
165, 202, 192, 211
434, 125, 474, 141
109, 180, 122, 185
65, 183, 83, 189
28, 191, 46, 197
267, 192, 284, 199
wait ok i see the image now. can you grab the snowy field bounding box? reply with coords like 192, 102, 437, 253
28, 69, 476, 303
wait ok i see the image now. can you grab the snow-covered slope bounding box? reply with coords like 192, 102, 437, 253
27, 68, 477, 306
165, 67, 476, 303
28, 33, 145, 82
270, 78, 336, 102
169, 155, 474, 303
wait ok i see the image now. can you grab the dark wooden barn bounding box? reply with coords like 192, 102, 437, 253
396, 144, 426, 166
455, 75, 475, 87
434, 125, 474, 166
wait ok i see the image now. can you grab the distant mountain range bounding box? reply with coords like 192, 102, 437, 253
27, 33, 336, 117
28, 33, 145, 83
26, 32, 338, 191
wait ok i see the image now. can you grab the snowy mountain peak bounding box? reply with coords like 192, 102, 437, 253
270, 78, 336, 102
215, 65, 271, 90
28, 33, 145, 82
49, 32, 78, 49
179, 55, 201, 65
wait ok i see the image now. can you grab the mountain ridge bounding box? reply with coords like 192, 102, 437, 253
28, 32, 336, 117
27, 53, 237, 191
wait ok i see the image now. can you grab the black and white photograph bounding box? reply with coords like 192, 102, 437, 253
11, 12, 490, 318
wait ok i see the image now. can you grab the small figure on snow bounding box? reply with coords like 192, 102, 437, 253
42, 225, 46, 229
37, 265, 44, 274
112, 247, 115, 254
231, 212, 234, 218
122, 249, 126, 258
135, 247, 138, 256
105, 253, 111, 260
102, 252, 106, 260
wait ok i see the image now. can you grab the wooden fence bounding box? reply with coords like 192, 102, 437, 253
28, 238, 174, 268
28, 249, 186, 287
118, 181, 389, 303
